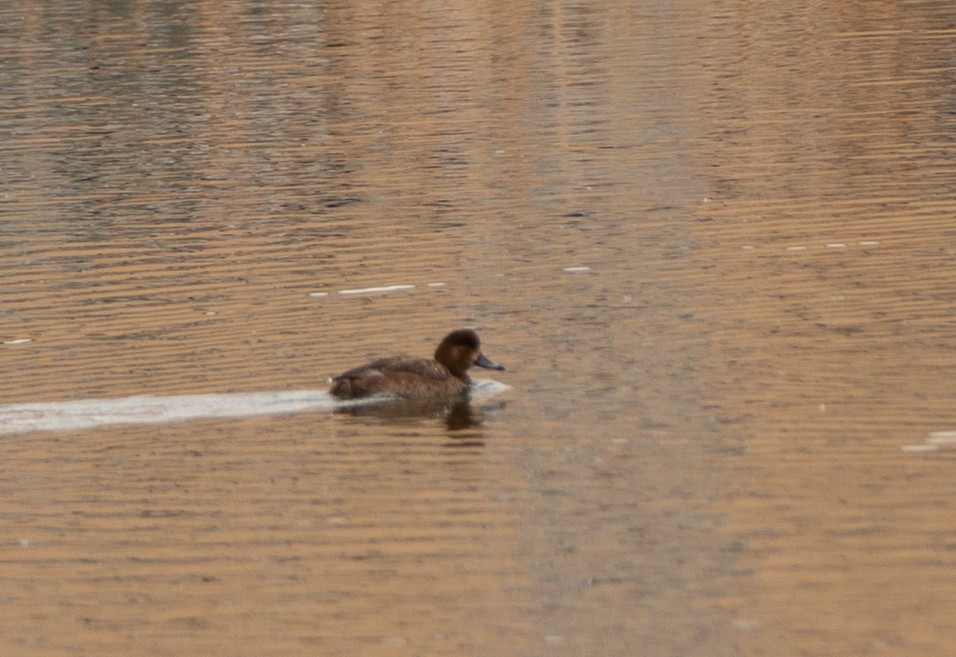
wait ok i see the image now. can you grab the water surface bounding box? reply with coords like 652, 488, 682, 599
2, 2, 956, 656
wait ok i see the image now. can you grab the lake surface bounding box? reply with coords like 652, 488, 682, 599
3, 2, 956, 656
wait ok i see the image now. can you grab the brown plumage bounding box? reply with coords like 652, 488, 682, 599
329, 329, 505, 400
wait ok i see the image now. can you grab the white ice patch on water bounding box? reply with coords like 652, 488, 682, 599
902, 430, 956, 454
926, 431, 956, 444
0, 380, 511, 435
338, 284, 415, 295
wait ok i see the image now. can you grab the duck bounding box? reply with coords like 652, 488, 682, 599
329, 328, 505, 400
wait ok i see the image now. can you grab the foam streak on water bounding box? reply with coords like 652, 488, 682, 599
0, 380, 510, 435
0, 391, 334, 435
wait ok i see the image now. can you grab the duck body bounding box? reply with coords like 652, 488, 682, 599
329, 329, 505, 400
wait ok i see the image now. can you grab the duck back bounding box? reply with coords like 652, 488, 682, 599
329, 356, 468, 399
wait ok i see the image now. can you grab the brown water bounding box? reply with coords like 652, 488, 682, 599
3, 1, 956, 656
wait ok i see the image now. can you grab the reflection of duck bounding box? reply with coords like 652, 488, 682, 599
335, 398, 507, 431
329, 329, 505, 400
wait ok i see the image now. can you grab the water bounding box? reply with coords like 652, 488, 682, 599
3, 1, 956, 656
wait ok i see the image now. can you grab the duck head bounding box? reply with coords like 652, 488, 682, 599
435, 329, 505, 379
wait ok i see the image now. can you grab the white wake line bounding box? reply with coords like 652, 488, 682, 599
0, 381, 510, 435
0, 390, 334, 435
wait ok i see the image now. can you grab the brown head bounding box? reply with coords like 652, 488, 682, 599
434, 329, 505, 379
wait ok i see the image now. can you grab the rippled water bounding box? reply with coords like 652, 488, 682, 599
3, 2, 956, 656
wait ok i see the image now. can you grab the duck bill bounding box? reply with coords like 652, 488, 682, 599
474, 352, 505, 371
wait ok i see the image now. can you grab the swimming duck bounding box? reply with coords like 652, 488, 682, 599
329, 328, 505, 400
